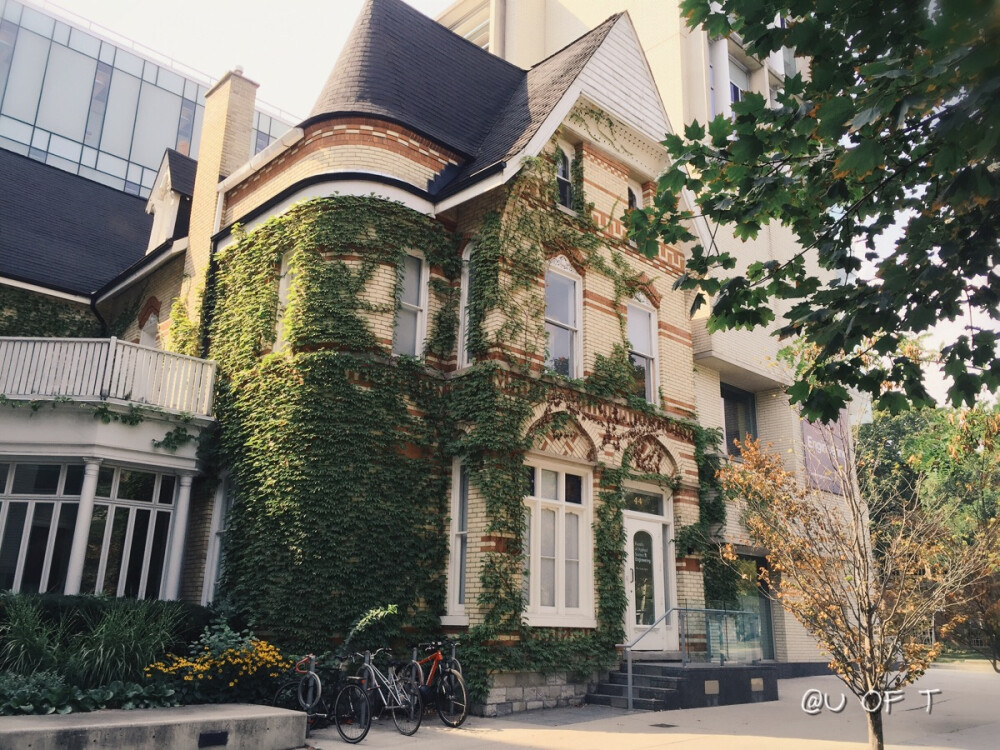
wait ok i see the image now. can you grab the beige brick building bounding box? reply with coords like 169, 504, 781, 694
1, 0, 838, 714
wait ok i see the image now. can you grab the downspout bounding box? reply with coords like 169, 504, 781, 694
90, 294, 109, 337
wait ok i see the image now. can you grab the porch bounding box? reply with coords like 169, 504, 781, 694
0, 337, 217, 600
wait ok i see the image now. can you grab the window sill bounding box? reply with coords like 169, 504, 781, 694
524, 613, 597, 629
440, 614, 469, 627
555, 204, 578, 218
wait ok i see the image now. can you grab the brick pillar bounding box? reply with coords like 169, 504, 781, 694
185, 68, 259, 316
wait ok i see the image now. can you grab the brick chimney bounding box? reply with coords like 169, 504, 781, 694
185, 67, 259, 315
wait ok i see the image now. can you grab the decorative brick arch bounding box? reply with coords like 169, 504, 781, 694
527, 411, 598, 464
545, 249, 587, 277
632, 276, 662, 309
625, 435, 678, 478
138, 296, 162, 328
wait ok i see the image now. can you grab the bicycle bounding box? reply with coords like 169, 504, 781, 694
331, 674, 371, 744
411, 640, 468, 727
272, 654, 329, 735
356, 648, 424, 736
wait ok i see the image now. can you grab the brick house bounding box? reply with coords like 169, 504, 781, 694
1, 0, 833, 712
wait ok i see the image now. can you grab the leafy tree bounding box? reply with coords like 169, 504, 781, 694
723, 437, 998, 750
857, 403, 1000, 670
630, 0, 1000, 420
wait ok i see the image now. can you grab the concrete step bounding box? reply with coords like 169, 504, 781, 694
626, 662, 688, 677
0, 703, 306, 750
607, 671, 684, 689
584, 693, 672, 711
594, 681, 679, 702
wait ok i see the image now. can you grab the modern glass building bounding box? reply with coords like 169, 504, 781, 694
0, 0, 293, 198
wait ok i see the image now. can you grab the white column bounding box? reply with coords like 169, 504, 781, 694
163, 473, 194, 600
64, 458, 103, 595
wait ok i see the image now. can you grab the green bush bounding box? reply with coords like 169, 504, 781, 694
0, 671, 177, 716
0, 593, 211, 714
0, 594, 194, 688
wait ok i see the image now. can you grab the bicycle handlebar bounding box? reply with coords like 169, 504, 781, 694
294, 654, 314, 673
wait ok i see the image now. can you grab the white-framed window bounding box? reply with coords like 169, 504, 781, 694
544, 257, 582, 378
627, 296, 658, 404
457, 245, 476, 368
522, 460, 595, 627
139, 312, 159, 348
201, 474, 234, 605
393, 251, 428, 357
556, 147, 573, 209
0, 462, 175, 598
444, 460, 470, 624
729, 56, 750, 106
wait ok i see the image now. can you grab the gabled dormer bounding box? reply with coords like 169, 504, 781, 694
145, 149, 195, 253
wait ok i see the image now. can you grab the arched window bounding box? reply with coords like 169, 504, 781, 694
139, 312, 159, 349
556, 148, 573, 209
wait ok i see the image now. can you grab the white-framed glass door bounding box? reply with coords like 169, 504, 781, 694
623, 488, 678, 651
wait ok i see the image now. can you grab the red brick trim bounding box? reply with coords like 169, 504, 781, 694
137, 297, 161, 328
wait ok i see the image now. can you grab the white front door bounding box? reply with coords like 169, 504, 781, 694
624, 512, 678, 651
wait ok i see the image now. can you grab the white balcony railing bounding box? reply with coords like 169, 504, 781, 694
0, 337, 216, 418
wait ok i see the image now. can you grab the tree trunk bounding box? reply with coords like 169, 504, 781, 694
866, 707, 884, 750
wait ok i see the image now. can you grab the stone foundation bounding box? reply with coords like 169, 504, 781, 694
474, 671, 601, 717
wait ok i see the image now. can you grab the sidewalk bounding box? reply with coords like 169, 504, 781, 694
306, 665, 1000, 749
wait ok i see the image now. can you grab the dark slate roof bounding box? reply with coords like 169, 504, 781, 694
0, 149, 151, 296
165, 149, 196, 197
307, 0, 619, 197
441, 15, 620, 198
309, 0, 523, 157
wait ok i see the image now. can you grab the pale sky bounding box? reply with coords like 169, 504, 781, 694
44, 0, 456, 120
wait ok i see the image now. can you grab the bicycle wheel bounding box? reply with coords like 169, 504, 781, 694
334, 683, 371, 744
436, 670, 468, 728
391, 682, 423, 736
297, 671, 323, 712
273, 680, 329, 733
448, 657, 462, 676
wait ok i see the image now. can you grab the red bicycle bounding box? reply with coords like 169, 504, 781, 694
411, 640, 468, 727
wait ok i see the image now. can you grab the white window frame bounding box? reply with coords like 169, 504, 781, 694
556, 146, 573, 210
0, 463, 175, 599
392, 250, 429, 357
626, 296, 658, 404
544, 257, 583, 379
443, 459, 470, 626
139, 311, 159, 349
729, 56, 750, 107
201, 473, 234, 605
457, 245, 475, 369
523, 458, 595, 628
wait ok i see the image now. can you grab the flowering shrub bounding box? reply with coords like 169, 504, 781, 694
145, 637, 289, 705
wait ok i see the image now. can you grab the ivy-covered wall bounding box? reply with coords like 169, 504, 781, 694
0, 285, 100, 337
207, 142, 718, 700
209, 197, 459, 646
